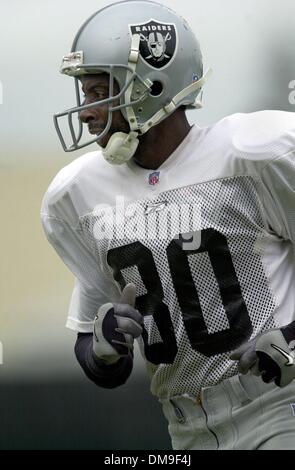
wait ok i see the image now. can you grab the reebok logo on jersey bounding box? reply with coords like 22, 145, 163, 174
145, 201, 168, 215
271, 344, 295, 366
129, 19, 177, 70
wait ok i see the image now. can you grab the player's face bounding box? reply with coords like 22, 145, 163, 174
79, 74, 130, 148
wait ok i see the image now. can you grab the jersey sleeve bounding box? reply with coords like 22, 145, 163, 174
41, 214, 118, 333
260, 148, 295, 242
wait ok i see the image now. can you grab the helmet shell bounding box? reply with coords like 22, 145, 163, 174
68, 0, 203, 127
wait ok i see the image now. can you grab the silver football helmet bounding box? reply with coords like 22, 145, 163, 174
54, 0, 211, 164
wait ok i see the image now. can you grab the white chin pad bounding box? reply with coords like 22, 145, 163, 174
102, 131, 139, 165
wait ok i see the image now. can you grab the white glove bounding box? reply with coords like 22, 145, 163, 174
230, 327, 295, 387
93, 283, 143, 365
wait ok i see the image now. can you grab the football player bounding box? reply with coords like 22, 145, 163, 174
41, 0, 295, 450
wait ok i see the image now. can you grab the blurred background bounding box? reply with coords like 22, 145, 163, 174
1, 0, 295, 449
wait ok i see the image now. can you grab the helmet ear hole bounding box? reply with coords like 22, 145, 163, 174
150, 81, 163, 97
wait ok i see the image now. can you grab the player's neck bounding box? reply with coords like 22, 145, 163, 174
132, 109, 192, 170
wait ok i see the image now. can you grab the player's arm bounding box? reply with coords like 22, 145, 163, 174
41, 209, 142, 388
231, 147, 295, 387
74, 284, 143, 389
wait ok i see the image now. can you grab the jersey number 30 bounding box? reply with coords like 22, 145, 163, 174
107, 228, 253, 365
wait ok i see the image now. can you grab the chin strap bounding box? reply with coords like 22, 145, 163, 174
125, 34, 142, 132
140, 68, 212, 135
102, 34, 142, 165
102, 131, 139, 165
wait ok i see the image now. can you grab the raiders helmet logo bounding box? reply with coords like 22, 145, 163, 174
129, 19, 178, 70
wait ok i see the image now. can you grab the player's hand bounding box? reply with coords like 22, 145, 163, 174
230, 328, 295, 387
93, 283, 143, 365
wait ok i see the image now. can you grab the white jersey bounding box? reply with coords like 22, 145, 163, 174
41, 111, 295, 399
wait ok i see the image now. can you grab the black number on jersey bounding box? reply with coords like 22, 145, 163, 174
107, 229, 253, 364
107, 243, 178, 365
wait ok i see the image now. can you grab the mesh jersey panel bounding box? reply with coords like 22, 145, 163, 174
80, 175, 276, 399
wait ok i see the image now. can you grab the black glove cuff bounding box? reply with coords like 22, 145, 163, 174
75, 333, 133, 388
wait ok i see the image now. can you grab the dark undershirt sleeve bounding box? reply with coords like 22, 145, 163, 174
74, 333, 133, 389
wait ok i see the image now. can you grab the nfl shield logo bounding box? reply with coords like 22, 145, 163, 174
149, 171, 160, 186
129, 19, 178, 70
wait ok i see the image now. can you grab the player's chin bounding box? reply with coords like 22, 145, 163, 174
96, 133, 111, 149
